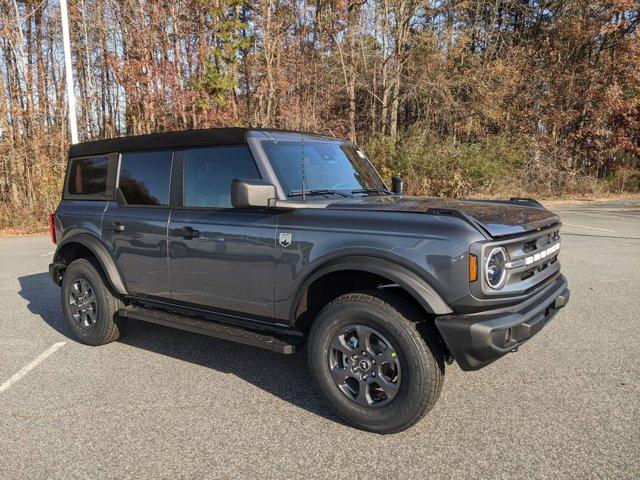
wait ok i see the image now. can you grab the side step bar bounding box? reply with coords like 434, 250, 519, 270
119, 306, 301, 354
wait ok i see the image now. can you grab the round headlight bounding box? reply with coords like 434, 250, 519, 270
485, 247, 508, 289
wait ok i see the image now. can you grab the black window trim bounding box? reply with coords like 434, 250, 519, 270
169, 150, 183, 207
63, 144, 269, 211
63, 153, 118, 201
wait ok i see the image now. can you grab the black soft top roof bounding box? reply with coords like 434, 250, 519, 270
69, 127, 248, 158
68, 127, 340, 158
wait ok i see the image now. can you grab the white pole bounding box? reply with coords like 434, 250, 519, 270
60, 0, 78, 144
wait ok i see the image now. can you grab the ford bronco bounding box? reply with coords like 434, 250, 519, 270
49, 128, 569, 433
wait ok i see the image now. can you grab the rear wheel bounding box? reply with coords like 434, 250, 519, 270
307, 291, 444, 434
61, 258, 126, 345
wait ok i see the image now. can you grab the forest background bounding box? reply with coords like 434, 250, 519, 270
1, 0, 639, 232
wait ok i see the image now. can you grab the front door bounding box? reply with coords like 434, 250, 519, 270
168, 146, 277, 319
101, 150, 173, 298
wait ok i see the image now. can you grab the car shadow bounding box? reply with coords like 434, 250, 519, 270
17, 272, 340, 424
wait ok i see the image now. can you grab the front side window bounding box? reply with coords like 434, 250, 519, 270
118, 151, 172, 206
261, 140, 385, 195
184, 146, 261, 208
68, 157, 108, 195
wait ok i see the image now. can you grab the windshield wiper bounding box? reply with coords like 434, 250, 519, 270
288, 189, 352, 198
351, 188, 394, 195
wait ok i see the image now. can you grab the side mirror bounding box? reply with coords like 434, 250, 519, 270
231, 179, 277, 209
391, 176, 405, 195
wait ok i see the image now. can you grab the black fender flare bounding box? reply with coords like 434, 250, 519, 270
289, 255, 453, 322
53, 233, 128, 295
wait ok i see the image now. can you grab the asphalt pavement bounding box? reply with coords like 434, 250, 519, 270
1, 199, 639, 479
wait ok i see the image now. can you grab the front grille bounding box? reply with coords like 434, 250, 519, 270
521, 269, 535, 281
523, 239, 537, 253
476, 226, 562, 297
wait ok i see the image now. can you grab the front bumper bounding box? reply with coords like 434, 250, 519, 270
435, 274, 570, 371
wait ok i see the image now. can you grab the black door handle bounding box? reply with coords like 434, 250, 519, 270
111, 222, 125, 233
179, 226, 200, 239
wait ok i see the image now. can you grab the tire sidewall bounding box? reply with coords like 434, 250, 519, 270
61, 259, 112, 345
308, 297, 434, 432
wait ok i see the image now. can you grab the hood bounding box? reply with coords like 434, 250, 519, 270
325, 196, 560, 237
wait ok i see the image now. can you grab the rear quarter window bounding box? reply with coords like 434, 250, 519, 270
67, 157, 109, 195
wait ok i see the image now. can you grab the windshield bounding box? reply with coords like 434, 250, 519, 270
261, 140, 386, 195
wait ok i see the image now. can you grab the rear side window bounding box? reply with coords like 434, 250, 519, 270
67, 157, 108, 195
184, 146, 261, 208
119, 151, 172, 206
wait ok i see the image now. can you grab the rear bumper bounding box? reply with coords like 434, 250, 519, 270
435, 274, 570, 371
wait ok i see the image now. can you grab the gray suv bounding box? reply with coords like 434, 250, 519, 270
49, 128, 570, 433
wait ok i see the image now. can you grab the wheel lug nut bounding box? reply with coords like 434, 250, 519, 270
351, 354, 358, 360
351, 366, 358, 373
361, 374, 367, 380
371, 372, 376, 377
371, 359, 376, 365
361, 351, 366, 356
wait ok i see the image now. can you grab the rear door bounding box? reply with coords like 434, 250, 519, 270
101, 150, 173, 298
168, 145, 277, 319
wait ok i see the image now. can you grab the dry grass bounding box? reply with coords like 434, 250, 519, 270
0, 229, 48, 237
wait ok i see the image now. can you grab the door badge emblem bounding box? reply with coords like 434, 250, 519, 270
279, 233, 292, 247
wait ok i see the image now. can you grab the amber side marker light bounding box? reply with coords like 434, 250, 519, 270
48, 213, 56, 245
469, 254, 478, 282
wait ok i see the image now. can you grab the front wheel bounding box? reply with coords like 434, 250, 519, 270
307, 291, 444, 434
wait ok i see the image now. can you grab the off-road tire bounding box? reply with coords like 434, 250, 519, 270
61, 258, 126, 345
307, 290, 445, 434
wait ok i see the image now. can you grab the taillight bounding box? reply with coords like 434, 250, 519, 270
48, 213, 56, 244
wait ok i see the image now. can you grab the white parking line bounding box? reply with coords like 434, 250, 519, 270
0, 342, 66, 394
564, 223, 614, 232
40, 251, 55, 256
